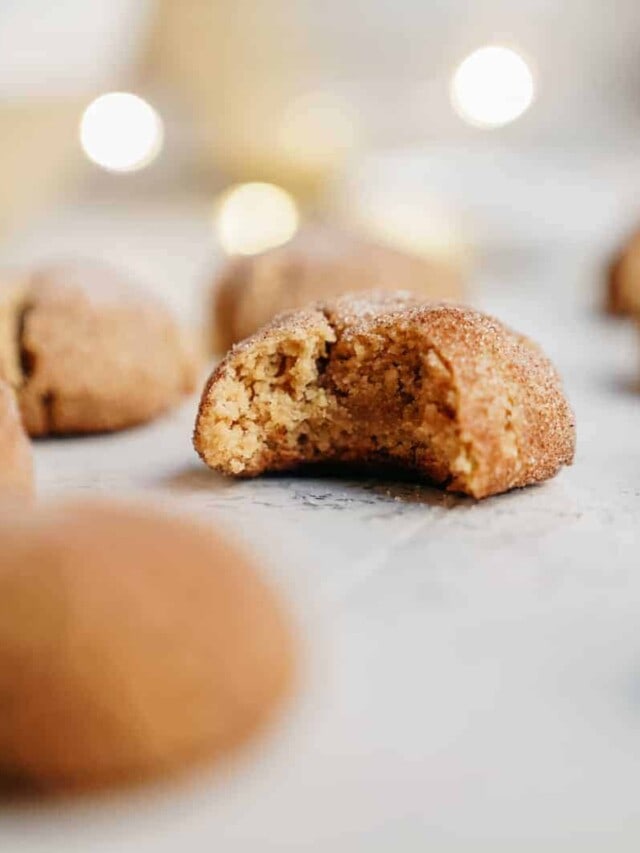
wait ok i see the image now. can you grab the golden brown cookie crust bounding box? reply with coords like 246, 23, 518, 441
195, 292, 575, 499
0, 380, 33, 500
1, 263, 197, 436
0, 500, 294, 791
211, 226, 464, 352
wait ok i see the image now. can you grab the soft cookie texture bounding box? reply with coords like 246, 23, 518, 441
0, 500, 294, 792
211, 226, 464, 351
607, 230, 640, 316
195, 292, 575, 499
0, 380, 33, 500
0, 263, 196, 436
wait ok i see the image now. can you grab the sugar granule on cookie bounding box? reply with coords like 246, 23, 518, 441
194, 292, 575, 499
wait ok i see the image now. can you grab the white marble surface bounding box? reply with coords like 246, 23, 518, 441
1, 197, 640, 851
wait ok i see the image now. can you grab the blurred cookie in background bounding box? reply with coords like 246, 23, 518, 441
0, 380, 33, 501
0, 500, 295, 792
607, 229, 640, 316
211, 226, 465, 353
0, 262, 198, 436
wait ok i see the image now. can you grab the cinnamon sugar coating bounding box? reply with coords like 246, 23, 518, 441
195, 292, 575, 499
211, 226, 464, 351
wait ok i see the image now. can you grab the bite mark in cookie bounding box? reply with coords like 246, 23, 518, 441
194, 293, 575, 499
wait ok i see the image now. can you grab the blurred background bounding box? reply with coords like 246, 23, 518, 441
3, 0, 640, 317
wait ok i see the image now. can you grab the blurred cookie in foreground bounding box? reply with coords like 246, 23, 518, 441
195, 292, 575, 499
607, 229, 640, 316
0, 278, 25, 388
0, 262, 197, 436
211, 226, 464, 352
0, 380, 33, 500
0, 500, 294, 792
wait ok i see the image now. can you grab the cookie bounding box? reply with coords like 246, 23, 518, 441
0, 277, 25, 389
0, 380, 33, 500
0, 500, 294, 791
0, 262, 197, 436
195, 292, 575, 499
607, 230, 640, 315
211, 226, 464, 351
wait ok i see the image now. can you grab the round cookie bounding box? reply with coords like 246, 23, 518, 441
195, 292, 575, 499
211, 226, 464, 352
1, 262, 197, 436
0, 380, 33, 500
0, 500, 294, 791
607, 230, 640, 316
0, 278, 25, 388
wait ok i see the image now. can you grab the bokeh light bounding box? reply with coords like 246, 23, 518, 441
79, 92, 164, 172
451, 46, 534, 128
214, 182, 299, 256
